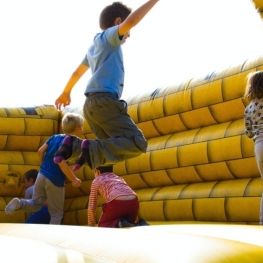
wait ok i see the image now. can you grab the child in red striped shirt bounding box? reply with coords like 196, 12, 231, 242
88, 166, 148, 228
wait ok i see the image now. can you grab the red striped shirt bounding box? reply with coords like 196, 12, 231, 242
88, 172, 136, 225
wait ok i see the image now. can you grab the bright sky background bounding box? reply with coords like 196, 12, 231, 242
1, 0, 263, 107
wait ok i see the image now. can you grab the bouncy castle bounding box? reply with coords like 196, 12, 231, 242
1, 1, 263, 262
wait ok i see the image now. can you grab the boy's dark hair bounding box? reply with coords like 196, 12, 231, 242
244, 71, 263, 100
24, 169, 38, 183
96, 166, 113, 174
99, 2, 132, 30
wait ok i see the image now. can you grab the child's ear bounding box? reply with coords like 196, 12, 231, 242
114, 17, 122, 25
29, 178, 35, 185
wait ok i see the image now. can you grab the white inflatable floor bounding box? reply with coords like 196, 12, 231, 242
1, 223, 263, 263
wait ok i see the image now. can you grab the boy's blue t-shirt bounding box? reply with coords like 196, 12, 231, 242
82, 25, 124, 99
40, 134, 66, 187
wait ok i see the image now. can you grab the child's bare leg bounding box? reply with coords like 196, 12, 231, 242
54, 136, 73, 163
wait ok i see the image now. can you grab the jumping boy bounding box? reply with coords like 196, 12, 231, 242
5, 113, 83, 224
54, 1, 159, 170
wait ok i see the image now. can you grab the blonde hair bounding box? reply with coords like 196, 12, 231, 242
244, 71, 263, 100
61, 113, 84, 134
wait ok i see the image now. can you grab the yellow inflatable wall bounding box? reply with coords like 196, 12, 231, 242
1, 55, 263, 226
1, 55, 263, 261
1, 2, 263, 262
254, 0, 263, 19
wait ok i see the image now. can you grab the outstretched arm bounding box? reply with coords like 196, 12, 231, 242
55, 63, 89, 110
118, 0, 159, 36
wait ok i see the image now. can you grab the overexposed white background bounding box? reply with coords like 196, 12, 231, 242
1, 0, 263, 107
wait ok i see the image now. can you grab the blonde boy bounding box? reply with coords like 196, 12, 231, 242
5, 113, 83, 224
